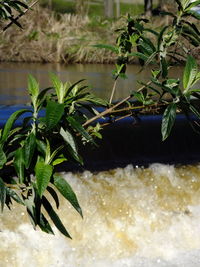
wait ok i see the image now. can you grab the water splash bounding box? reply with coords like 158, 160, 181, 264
1, 163, 200, 267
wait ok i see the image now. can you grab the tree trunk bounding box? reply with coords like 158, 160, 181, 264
144, 0, 152, 15
104, 0, 114, 18
116, 0, 120, 18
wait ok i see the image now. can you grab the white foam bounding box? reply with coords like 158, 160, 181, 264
1, 163, 200, 267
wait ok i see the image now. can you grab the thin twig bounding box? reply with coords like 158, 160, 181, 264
83, 81, 152, 127
109, 79, 117, 105
1, 0, 38, 33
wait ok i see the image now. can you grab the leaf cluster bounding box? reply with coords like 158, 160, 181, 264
0, 74, 106, 237
95, 0, 200, 140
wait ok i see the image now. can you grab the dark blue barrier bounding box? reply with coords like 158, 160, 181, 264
0, 105, 200, 171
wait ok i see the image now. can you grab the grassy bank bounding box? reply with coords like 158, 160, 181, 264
0, 6, 129, 63
0, 5, 199, 64
40, 0, 144, 18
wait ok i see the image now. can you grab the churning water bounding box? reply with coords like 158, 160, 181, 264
1, 163, 200, 267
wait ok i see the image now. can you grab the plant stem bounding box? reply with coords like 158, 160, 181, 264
109, 79, 117, 105
83, 81, 152, 127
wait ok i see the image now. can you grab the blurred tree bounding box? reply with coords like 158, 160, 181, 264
104, 0, 114, 18
144, 0, 152, 15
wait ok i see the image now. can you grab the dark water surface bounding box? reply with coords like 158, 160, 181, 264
0, 62, 185, 105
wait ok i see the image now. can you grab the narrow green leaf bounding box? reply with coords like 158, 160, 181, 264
67, 116, 95, 145
161, 103, 177, 141
66, 79, 86, 97
14, 147, 25, 184
37, 87, 53, 106
0, 177, 6, 212
175, 0, 183, 11
186, 0, 200, 10
60, 127, 82, 163
39, 213, 54, 235
0, 145, 6, 169
6, 187, 24, 206
189, 104, 200, 119
92, 44, 118, 53
14, 1, 28, 9
183, 55, 198, 91
45, 101, 64, 130
187, 10, 200, 20
80, 94, 108, 106
52, 157, 67, 166
1, 109, 31, 144
28, 74, 39, 98
35, 162, 53, 197
24, 133, 36, 169
47, 186, 59, 209
50, 73, 64, 103
36, 140, 46, 157
128, 52, 149, 62
60, 127, 78, 155
53, 174, 83, 217
161, 58, 168, 78
42, 196, 71, 238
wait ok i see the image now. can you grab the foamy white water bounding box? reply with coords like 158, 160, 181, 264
1, 163, 200, 267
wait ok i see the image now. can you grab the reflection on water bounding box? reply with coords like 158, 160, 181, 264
1, 163, 200, 267
0, 62, 185, 105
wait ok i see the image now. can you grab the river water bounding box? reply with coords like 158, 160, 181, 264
0, 63, 200, 267
0, 62, 185, 105
1, 164, 200, 267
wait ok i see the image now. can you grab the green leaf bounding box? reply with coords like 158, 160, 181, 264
161, 103, 177, 141
183, 55, 198, 92
38, 213, 54, 235
128, 52, 149, 62
1, 109, 31, 144
0, 145, 6, 169
67, 116, 95, 145
189, 104, 200, 119
79, 94, 108, 106
52, 157, 67, 166
92, 44, 118, 53
175, 0, 183, 11
60, 127, 82, 164
161, 58, 168, 78
186, 0, 200, 11
14, 147, 25, 184
24, 133, 36, 169
53, 174, 83, 217
60, 127, 77, 153
36, 140, 46, 157
50, 73, 64, 104
45, 101, 64, 130
28, 74, 39, 99
187, 10, 200, 20
37, 87, 53, 107
6, 187, 24, 206
47, 186, 59, 209
42, 196, 71, 238
0, 177, 6, 212
14, 1, 28, 9
35, 162, 53, 197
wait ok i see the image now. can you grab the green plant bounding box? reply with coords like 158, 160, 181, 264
0, 74, 107, 237
92, 0, 200, 140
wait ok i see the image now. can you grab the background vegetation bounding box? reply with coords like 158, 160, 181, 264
1, 0, 191, 64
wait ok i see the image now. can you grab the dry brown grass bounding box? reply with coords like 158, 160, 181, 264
0, 6, 117, 63
0, 5, 198, 64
